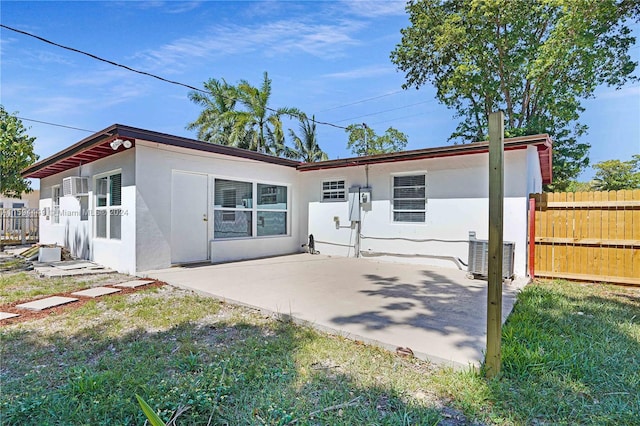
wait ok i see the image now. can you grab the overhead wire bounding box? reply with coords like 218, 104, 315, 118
17, 117, 96, 133
0, 24, 348, 130
334, 100, 432, 123
314, 89, 404, 113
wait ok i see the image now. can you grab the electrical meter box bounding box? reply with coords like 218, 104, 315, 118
348, 186, 361, 221
359, 187, 372, 212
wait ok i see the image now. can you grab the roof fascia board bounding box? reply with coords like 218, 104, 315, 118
297, 134, 552, 172
22, 124, 300, 178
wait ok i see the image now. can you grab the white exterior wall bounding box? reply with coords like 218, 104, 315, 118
301, 149, 537, 277
526, 145, 544, 195
0, 191, 39, 209
134, 141, 301, 272
39, 150, 136, 274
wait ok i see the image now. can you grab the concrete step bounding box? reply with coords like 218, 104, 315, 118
114, 279, 154, 288
71, 286, 121, 298
0, 312, 20, 320
16, 296, 78, 311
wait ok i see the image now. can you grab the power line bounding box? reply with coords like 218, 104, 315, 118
367, 111, 431, 127
333, 100, 433, 123
314, 89, 404, 113
17, 117, 96, 133
1, 24, 348, 131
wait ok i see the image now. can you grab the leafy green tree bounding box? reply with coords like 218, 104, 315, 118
288, 115, 328, 162
592, 155, 640, 191
565, 180, 593, 192
346, 124, 408, 156
0, 106, 38, 197
188, 72, 301, 156
391, 0, 638, 190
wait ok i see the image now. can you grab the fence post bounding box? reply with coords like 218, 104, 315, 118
485, 111, 504, 379
529, 196, 536, 279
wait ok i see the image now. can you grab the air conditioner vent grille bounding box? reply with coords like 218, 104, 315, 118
62, 177, 89, 196
467, 234, 515, 279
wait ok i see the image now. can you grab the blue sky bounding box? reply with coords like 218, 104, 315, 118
1, 1, 639, 184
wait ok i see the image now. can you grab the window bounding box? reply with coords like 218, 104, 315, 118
213, 179, 288, 239
52, 186, 61, 224
95, 172, 122, 239
393, 174, 426, 222
11, 203, 24, 230
214, 179, 253, 238
322, 180, 346, 201
257, 184, 287, 236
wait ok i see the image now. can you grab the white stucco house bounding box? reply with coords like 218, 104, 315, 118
22, 124, 552, 276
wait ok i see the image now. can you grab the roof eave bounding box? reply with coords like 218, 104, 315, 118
22, 124, 301, 179
297, 134, 553, 176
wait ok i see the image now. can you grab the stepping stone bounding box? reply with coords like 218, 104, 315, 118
16, 296, 78, 311
71, 286, 121, 298
55, 262, 103, 271
0, 312, 20, 320
114, 279, 154, 289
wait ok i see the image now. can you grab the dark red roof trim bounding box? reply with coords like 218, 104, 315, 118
22, 124, 552, 184
22, 124, 301, 179
297, 134, 553, 184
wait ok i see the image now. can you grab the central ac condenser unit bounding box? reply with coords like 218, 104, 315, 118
467, 231, 515, 279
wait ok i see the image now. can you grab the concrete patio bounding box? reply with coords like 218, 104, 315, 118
144, 254, 526, 368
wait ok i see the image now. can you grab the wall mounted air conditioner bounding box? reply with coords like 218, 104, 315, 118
62, 177, 89, 197
467, 231, 515, 280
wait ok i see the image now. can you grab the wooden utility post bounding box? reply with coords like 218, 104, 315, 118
486, 111, 504, 378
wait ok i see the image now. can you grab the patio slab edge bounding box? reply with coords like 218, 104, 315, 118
155, 278, 475, 371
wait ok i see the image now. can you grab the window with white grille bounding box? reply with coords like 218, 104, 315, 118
392, 174, 426, 223
321, 180, 346, 201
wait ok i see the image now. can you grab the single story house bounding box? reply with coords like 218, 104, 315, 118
22, 124, 551, 276
0, 191, 40, 210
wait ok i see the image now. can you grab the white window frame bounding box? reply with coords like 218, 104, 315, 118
51, 185, 61, 224
321, 179, 347, 202
212, 178, 290, 240
391, 172, 427, 223
94, 170, 122, 240
256, 183, 288, 237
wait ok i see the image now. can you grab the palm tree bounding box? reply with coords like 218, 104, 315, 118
288, 115, 329, 162
232, 72, 301, 154
189, 72, 301, 156
186, 78, 237, 145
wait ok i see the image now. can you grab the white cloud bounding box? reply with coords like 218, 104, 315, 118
112, 1, 201, 14
340, 0, 407, 18
31, 96, 96, 116
29, 73, 150, 116
164, 1, 202, 14
64, 68, 132, 87
137, 18, 364, 69
322, 64, 396, 80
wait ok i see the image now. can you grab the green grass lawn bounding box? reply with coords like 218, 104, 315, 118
1, 273, 638, 425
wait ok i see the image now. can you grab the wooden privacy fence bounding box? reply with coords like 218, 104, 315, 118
0, 208, 40, 245
529, 190, 640, 286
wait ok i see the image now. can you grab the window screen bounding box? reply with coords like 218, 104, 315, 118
393, 174, 426, 223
